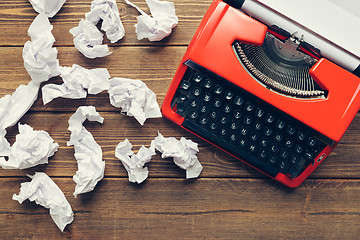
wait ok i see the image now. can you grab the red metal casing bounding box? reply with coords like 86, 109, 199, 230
161, 0, 360, 187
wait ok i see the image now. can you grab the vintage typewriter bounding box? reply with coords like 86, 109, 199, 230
162, 0, 360, 187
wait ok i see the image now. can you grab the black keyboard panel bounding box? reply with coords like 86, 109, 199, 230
171, 61, 331, 178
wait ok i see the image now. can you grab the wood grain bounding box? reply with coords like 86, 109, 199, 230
1, 178, 360, 240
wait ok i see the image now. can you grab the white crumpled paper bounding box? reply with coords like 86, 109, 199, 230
0, 81, 39, 130
108, 78, 162, 125
0, 12, 60, 138
67, 106, 105, 197
42, 64, 110, 104
125, 0, 178, 41
29, 0, 67, 18
151, 132, 203, 178
85, 0, 125, 43
70, 0, 125, 58
23, 12, 60, 84
115, 138, 155, 184
0, 124, 59, 170
5, 13, 61, 131
13, 172, 74, 232
0, 129, 10, 157
70, 19, 112, 59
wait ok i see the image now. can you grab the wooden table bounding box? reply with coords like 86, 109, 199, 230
1, 1, 360, 239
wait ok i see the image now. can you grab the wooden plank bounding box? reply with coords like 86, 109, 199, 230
0, 112, 359, 179
0, 0, 211, 46
1, 178, 360, 239
0, 46, 185, 98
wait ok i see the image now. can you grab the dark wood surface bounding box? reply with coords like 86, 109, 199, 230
0, 1, 360, 239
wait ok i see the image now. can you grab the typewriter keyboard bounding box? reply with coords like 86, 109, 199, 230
171, 61, 330, 178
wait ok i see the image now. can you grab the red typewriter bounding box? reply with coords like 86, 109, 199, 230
162, 0, 360, 187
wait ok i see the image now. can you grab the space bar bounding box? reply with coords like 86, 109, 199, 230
182, 119, 279, 177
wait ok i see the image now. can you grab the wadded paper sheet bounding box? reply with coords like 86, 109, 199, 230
42, 64, 110, 104
86, 0, 125, 43
70, 19, 112, 59
70, 0, 125, 58
125, 0, 178, 41
23, 12, 60, 84
151, 132, 203, 178
0, 124, 59, 170
29, 0, 67, 18
0, 81, 39, 130
13, 172, 74, 232
115, 138, 155, 184
108, 77, 162, 125
67, 106, 105, 197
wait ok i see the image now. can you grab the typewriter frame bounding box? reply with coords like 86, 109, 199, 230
162, 0, 360, 187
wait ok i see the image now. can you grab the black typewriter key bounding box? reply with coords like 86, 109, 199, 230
210, 111, 217, 119
307, 137, 317, 147
179, 93, 187, 101
190, 100, 198, 108
243, 115, 252, 125
296, 131, 306, 141
203, 79, 213, 89
286, 125, 296, 135
248, 144, 257, 153
200, 105, 208, 113
238, 138, 247, 148
199, 117, 208, 125
274, 133, 283, 142
265, 113, 275, 124
270, 144, 280, 153
255, 107, 265, 118
275, 119, 286, 130
295, 144, 303, 154
224, 90, 234, 100
289, 155, 298, 164
279, 148, 289, 159
250, 133, 258, 141
176, 102, 186, 113
263, 127, 273, 136
214, 84, 223, 95
260, 138, 269, 147
220, 128, 227, 136
220, 116, 228, 124
284, 139, 293, 148
210, 122, 217, 131
213, 99, 222, 108
230, 122, 238, 130
229, 133, 237, 142
181, 81, 191, 90
203, 93, 211, 102
259, 149, 267, 159
304, 149, 313, 160
192, 73, 203, 83
223, 105, 232, 113
278, 160, 290, 173
240, 126, 249, 136
245, 102, 255, 112
234, 96, 244, 106
253, 121, 262, 131
268, 156, 279, 165
233, 110, 242, 119
192, 87, 201, 96
189, 111, 198, 120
